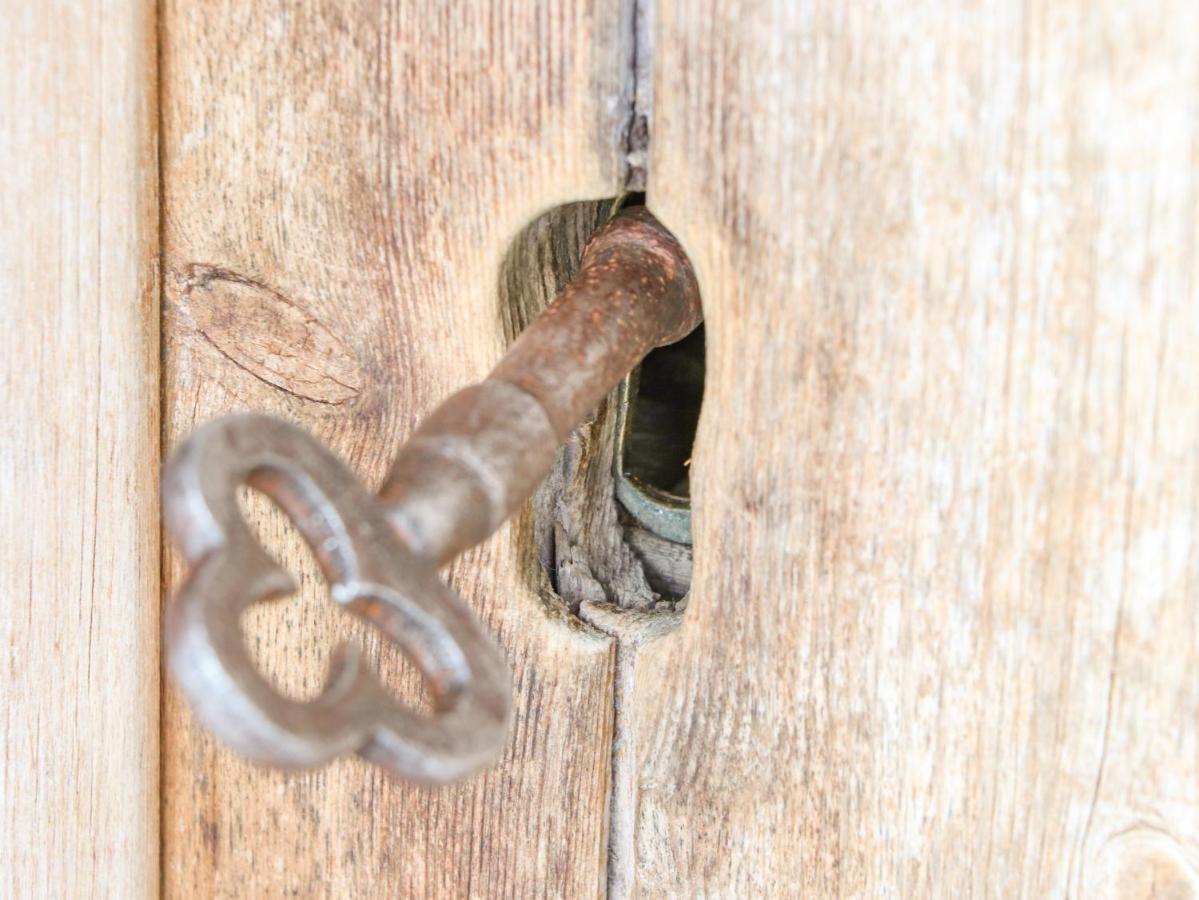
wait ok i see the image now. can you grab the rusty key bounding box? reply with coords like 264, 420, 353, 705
162, 206, 702, 783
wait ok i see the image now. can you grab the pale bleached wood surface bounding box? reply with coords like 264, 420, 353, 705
633, 1, 1199, 895
159, 1, 635, 895
0, 1, 160, 897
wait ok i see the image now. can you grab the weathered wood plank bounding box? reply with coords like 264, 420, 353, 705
0, 1, 160, 896
159, 1, 633, 894
634, 1, 1199, 894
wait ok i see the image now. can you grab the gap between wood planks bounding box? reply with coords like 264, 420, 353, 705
610, 6, 674, 891
503, 195, 688, 898
622, 0, 653, 192
500, 0, 699, 883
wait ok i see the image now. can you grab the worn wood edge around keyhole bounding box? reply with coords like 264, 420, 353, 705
497, 198, 702, 632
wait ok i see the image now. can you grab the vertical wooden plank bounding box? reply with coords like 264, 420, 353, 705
159, 1, 630, 895
0, 1, 160, 897
636, 0, 1199, 894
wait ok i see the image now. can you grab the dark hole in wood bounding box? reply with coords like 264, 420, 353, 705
620, 324, 705, 498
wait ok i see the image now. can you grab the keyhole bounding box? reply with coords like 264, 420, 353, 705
614, 324, 705, 547
502, 197, 701, 609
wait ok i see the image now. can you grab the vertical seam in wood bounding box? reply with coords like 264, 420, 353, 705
154, 0, 166, 894
611, 0, 655, 888
620, 0, 652, 191
604, 639, 638, 900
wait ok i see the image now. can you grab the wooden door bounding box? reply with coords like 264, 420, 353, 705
5, 0, 1199, 896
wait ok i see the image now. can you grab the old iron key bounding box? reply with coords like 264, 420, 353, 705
163, 207, 702, 783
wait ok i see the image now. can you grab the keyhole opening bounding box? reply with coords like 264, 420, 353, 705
619, 323, 705, 501
502, 196, 701, 613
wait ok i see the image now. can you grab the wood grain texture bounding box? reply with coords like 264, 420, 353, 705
634, 0, 1199, 895
159, 1, 634, 895
0, 1, 160, 897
